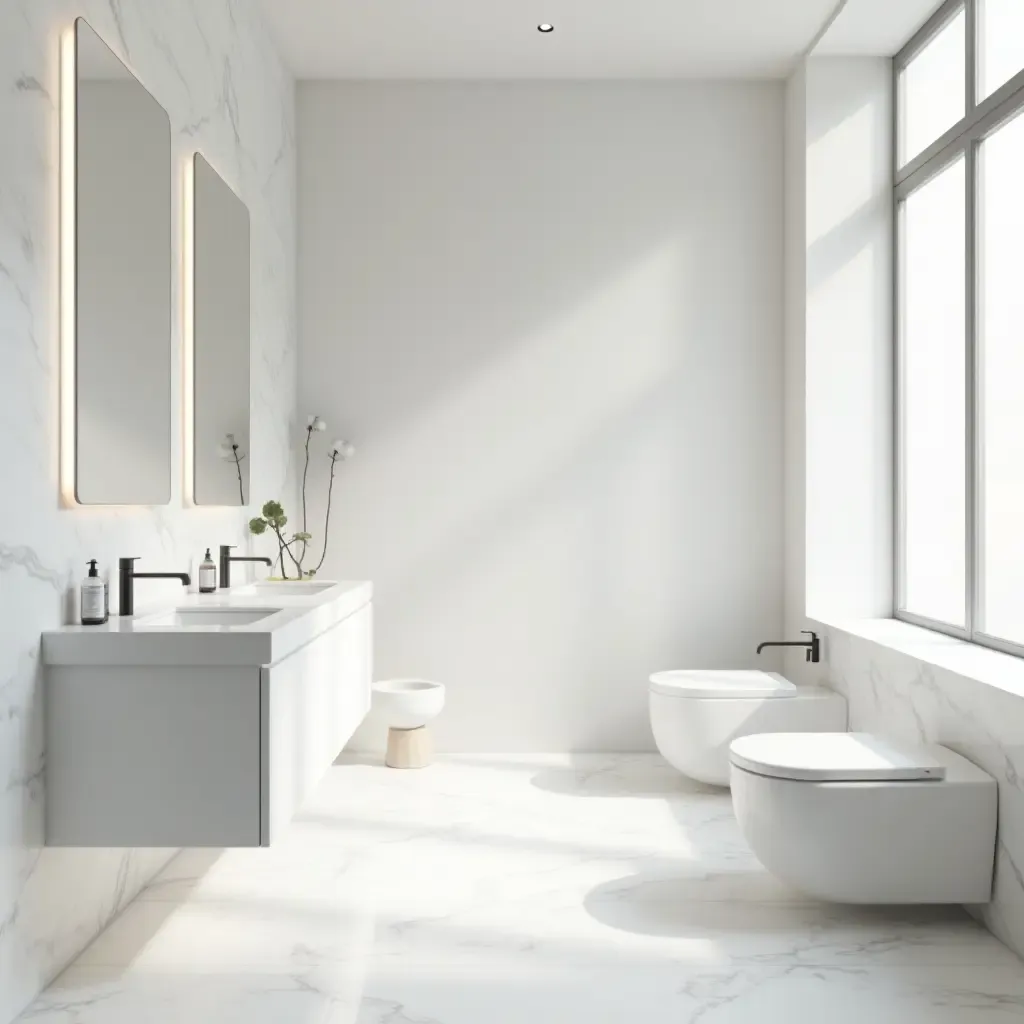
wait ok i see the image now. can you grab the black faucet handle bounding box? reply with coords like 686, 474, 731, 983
802, 630, 821, 663
119, 556, 140, 568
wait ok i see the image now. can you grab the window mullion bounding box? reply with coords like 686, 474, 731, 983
893, 191, 905, 614
965, 139, 979, 639
967, 0, 978, 112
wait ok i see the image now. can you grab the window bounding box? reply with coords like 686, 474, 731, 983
979, 0, 1024, 100
896, 0, 1024, 653
900, 156, 967, 627
978, 109, 1024, 641
899, 8, 966, 163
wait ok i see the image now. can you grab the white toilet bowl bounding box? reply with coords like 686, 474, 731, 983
372, 679, 445, 769
730, 732, 997, 904
648, 670, 846, 787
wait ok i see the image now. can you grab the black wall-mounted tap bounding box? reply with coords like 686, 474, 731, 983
756, 630, 820, 663
118, 558, 191, 617
219, 545, 273, 589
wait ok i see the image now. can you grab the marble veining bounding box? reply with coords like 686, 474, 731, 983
819, 625, 1024, 962
17, 755, 1024, 1023
0, 1, 296, 1021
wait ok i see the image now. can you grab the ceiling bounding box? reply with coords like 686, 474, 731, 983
261, 0, 841, 79
815, 0, 947, 55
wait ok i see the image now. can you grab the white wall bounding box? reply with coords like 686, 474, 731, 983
0, 3, 296, 1021
783, 64, 810, 681
783, 55, 893, 679
803, 57, 893, 621
299, 81, 785, 752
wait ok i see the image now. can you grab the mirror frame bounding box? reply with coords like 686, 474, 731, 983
59, 18, 172, 507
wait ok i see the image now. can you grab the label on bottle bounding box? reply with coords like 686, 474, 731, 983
82, 583, 105, 623
198, 566, 216, 592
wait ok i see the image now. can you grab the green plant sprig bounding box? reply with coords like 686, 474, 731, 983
248, 420, 353, 579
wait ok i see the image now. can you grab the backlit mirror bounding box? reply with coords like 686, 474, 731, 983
65, 19, 171, 505
188, 154, 251, 505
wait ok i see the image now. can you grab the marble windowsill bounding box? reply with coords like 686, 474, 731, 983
810, 615, 1024, 702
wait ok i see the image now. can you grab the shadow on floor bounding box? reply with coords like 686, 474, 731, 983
583, 871, 972, 939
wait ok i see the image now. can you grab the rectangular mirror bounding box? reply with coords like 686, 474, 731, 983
187, 154, 251, 505
63, 19, 172, 505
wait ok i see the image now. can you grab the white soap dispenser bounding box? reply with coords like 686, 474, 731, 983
81, 560, 106, 626
198, 548, 217, 593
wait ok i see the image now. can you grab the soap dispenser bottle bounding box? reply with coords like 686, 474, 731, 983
198, 548, 217, 593
81, 560, 105, 625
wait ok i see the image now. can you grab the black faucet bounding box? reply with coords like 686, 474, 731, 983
219, 545, 273, 589
118, 558, 191, 617
756, 630, 820, 663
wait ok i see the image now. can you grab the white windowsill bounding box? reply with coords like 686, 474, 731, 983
808, 614, 1024, 701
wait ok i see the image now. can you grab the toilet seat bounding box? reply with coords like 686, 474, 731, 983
729, 737, 996, 903
649, 670, 796, 700
730, 732, 947, 782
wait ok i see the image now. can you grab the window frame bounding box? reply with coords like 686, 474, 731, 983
894, 0, 1024, 656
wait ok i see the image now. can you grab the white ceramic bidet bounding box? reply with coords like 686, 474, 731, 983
372, 679, 445, 769
730, 732, 997, 904
648, 670, 846, 786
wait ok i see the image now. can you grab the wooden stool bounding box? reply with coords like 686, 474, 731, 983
386, 725, 433, 769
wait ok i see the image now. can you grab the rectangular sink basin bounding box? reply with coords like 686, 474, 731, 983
134, 608, 282, 629
234, 581, 336, 596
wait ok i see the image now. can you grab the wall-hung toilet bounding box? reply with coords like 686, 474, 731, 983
730, 732, 997, 904
648, 670, 846, 787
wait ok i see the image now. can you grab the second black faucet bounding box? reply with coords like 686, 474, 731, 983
219, 545, 273, 589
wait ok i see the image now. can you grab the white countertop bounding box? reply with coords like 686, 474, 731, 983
43, 580, 373, 668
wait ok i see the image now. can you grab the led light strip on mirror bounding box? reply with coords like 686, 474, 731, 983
59, 25, 77, 506
182, 153, 196, 505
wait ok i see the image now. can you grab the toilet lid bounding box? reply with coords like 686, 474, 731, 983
649, 670, 797, 700
729, 732, 947, 782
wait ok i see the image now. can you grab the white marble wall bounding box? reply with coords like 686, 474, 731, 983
0, 2, 296, 1021
822, 626, 1024, 960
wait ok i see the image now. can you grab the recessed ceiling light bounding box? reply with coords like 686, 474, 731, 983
537, 23, 555, 33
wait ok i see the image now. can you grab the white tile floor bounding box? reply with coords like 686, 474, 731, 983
18, 755, 1024, 1023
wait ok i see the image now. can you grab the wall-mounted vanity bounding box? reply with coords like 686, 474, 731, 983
44, 582, 373, 847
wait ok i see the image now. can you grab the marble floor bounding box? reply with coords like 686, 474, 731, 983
17, 755, 1024, 1023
